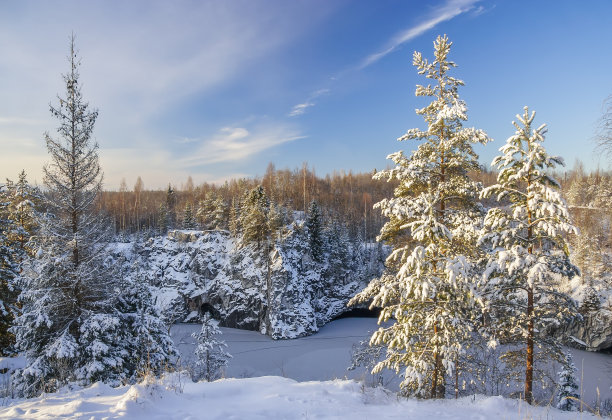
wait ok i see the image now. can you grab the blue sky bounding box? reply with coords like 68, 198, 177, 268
0, 0, 611, 189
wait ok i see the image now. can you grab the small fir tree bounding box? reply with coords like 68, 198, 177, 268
158, 202, 169, 234
115, 269, 178, 381
182, 202, 196, 229
191, 313, 232, 382
306, 200, 323, 262
350, 35, 490, 398
556, 352, 580, 411
165, 184, 176, 228
478, 107, 579, 404
211, 196, 228, 230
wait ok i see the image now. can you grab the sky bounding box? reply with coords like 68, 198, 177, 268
0, 0, 611, 190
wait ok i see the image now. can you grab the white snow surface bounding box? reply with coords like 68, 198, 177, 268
0, 376, 602, 420
2, 318, 611, 419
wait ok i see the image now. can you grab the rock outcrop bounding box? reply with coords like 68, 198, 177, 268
108, 225, 385, 339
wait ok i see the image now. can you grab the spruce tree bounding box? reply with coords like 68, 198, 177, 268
115, 269, 178, 381
158, 202, 169, 234
0, 187, 19, 356
478, 107, 579, 404
350, 35, 490, 398
182, 202, 196, 229
306, 200, 323, 262
13, 36, 115, 396
556, 352, 580, 411
165, 184, 176, 229
191, 313, 232, 382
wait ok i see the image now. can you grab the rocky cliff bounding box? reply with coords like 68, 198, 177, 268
108, 224, 385, 339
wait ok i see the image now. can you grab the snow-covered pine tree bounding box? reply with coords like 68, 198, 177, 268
211, 196, 227, 230
350, 35, 490, 398
240, 186, 270, 248
478, 107, 579, 404
0, 187, 20, 356
196, 192, 216, 230
306, 200, 323, 262
191, 313, 232, 382
13, 36, 116, 396
556, 352, 580, 411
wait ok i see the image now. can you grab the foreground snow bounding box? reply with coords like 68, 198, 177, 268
0, 375, 601, 420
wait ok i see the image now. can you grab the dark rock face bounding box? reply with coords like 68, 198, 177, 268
565, 309, 612, 351
109, 226, 386, 339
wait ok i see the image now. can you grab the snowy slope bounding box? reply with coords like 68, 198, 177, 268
0, 375, 603, 420
2, 318, 611, 419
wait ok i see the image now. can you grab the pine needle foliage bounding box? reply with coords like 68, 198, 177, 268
350, 35, 490, 398
478, 107, 579, 404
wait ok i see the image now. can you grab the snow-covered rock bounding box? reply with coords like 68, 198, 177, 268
108, 226, 385, 339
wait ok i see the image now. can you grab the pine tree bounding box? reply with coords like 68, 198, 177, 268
240, 186, 270, 248
13, 36, 115, 396
306, 200, 323, 262
478, 107, 579, 404
350, 35, 490, 398
556, 352, 580, 411
211, 196, 228, 230
196, 192, 216, 230
191, 313, 232, 382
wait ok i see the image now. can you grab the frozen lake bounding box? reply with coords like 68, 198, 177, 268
172, 317, 612, 403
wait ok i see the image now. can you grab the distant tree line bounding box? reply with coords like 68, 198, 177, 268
98, 164, 396, 245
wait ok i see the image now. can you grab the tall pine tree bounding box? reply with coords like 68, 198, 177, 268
350, 35, 490, 398
478, 107, 578, 404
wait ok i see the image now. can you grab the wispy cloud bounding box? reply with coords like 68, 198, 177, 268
288, 88, 330, 117
180, 123, 305, 166
288, 0, 478, 117
289, 102, 315, 117
359, 0, 479, 69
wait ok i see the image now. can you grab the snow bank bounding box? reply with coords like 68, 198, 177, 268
0, 375, 601, 420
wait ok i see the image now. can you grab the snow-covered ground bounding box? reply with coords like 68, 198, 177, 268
1, 318, 611, 419
0, 375, 604, 420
